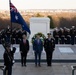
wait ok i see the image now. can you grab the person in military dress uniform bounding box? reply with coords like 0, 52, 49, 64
44, 33, 55, 66
53, 28, 59, 44
3, 43, 15, 75
70, 26, 75, 45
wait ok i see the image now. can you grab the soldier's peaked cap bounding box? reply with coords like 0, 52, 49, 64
47, 33, 51, 35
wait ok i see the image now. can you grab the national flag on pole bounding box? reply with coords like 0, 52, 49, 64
10, 2, 31, 34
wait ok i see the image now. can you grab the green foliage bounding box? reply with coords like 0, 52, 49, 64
31, 32, 46, 44
47, 16, 55, 29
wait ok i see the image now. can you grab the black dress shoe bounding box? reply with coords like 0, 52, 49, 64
22, 64, 23, 67
24, 64, 26, 67
38, 64, 41, 67
35, 64, 37, 67
47, 64, 51, 66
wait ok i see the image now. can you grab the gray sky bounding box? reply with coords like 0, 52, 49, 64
0, 0, 76, 10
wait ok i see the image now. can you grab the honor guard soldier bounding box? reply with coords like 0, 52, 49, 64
44, 33, 55, 66
3, 43, 15, 75
53, 28, 59, 44
65, 29, 71, 44
58, 28, 65, 44
70, 26, 75, 45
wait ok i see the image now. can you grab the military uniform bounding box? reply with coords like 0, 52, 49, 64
53, 30, 59, 44
58, 28, 65, 44
70, 27, 75, 45
3, 44, 14, 75
44, 33, 55, 66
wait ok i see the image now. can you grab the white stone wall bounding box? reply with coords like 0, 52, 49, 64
29, 17, 50, 45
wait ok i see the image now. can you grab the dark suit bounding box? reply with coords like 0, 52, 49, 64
20, 39, 29, 66
44, 38, 55, 66
33, 39, 43, 66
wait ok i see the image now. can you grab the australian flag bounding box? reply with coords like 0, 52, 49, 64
10, 2, 31, 34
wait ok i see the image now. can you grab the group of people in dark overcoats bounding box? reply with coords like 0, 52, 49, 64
19, 33, 55, 67
2, 26, 76, 75
0, 27, 27, 44
3, 33, 55, 75
53, 26, 76, 45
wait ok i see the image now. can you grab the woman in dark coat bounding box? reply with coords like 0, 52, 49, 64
20, 34, 29, 66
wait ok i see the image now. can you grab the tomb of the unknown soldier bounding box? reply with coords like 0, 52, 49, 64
0, 16, 76, 75
0, 1, 76, 74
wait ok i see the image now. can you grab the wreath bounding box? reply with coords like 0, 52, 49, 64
31, 32, 46, 44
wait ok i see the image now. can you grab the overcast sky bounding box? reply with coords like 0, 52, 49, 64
0, 0, 76, 10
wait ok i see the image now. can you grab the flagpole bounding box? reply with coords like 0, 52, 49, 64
9, 0, 13, 47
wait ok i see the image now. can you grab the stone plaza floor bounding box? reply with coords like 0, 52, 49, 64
0, 44, 76, 60
0, 63, 76, 75
0, 44, 76, 75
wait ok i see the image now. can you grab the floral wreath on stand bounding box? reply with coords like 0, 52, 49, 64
31, 32, 46, 44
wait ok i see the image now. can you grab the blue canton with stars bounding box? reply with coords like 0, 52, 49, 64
10, 2, 31, 34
